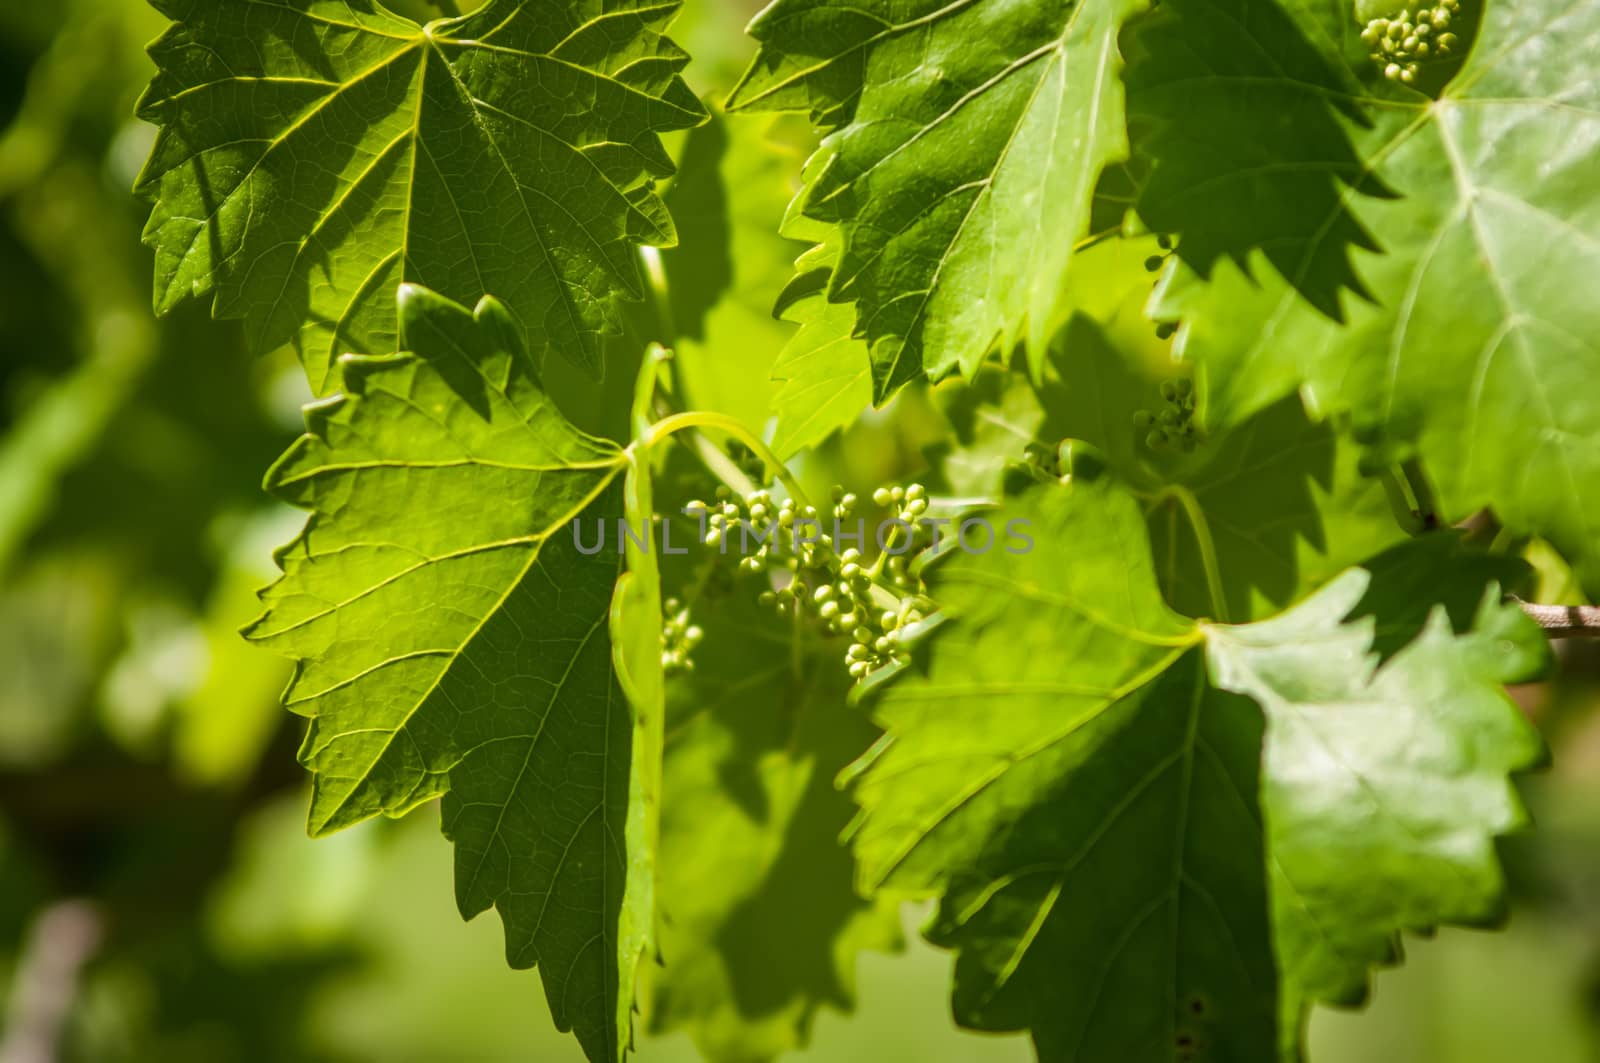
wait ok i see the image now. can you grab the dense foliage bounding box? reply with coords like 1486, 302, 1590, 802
18, 0, 1591, 1059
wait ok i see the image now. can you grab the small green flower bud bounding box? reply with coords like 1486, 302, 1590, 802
1133, 410, 1154, 429
1144, 254, 1164, 272
872, 487, 893, 507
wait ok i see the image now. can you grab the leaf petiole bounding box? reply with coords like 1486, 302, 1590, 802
1159, 484, 1231, 623
641, 411, 813, 512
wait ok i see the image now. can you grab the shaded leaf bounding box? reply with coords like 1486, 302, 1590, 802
1142, 0, 1600, 597
651, 589, 898, 1061
660, 111, 809, 436
936, 314, 1405, 621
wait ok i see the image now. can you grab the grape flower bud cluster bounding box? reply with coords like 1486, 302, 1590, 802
1361, 1, 1461, 84
682, 483, 939, 682
660, 597, 704, 674
1133, 378, 1199, 453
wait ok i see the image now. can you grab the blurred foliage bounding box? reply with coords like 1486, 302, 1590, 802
0, 2, 1597, 1062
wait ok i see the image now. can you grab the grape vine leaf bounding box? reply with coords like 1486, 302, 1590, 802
730, 0, 1150, 400
1208, 537, 1549, 1024
767, 218, 872, 460
849, 479, 1280, 1059
245, 285, 657, 1063
659, 111, 809, 437
651, 584, 898, 1061
850, 479, 1548, 1056
1043, 320, 1406, 622
1137, 0, 1600, 597
136, 0, 706, 392
936, 316, 1404, 621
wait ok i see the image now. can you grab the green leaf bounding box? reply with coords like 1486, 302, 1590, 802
1208, 538, 1549, 1015
246, 285, 650, 1063
850, 479, 1549, 1055
935, 311, 1405, 621
659, 111, 809, 436
730, 0, 1150, 399
1040, 322, 1405, 622
767, 224, 872, 459
851, 480, 1277, 1059
1136, 0, 1600, 597
136, 0, 706, 391
651, 588, 898, 1061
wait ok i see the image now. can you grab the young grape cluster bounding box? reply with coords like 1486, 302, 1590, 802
682, 484, 936, 682
660, 597, 704, 674
1134, 378, 1199, 452
1361, 1, 1461, 83
1018, 438, 1110, 486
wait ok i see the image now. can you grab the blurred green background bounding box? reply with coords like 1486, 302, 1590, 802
2, 2, 1599, 1060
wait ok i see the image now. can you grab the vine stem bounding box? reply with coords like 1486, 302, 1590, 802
1160, 485, 1232, 624
1514, 598, 1600, 639
640, 411, 813, 512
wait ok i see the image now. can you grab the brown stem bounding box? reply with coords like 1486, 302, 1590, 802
0, 900, 103, 1063
1514, 598, 1600, 639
